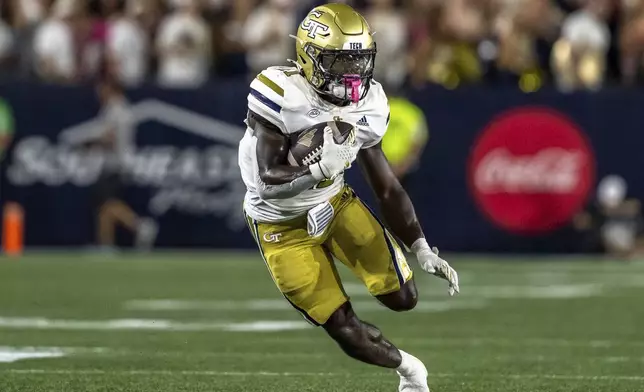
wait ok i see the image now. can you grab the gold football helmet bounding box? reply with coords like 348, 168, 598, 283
292, 3, 376, 104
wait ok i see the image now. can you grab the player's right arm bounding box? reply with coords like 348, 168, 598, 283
251, 110, 357, 199
251, 111, 312, 185
247, 69, 320, 199
248, 69, 356, 199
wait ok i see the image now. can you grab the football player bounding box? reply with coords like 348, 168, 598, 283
238, 4, 459, 391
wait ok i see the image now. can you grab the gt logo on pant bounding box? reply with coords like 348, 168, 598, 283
263, 233, 283, 243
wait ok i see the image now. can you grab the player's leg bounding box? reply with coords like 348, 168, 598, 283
326, 188, 417, 311
324, 302, 398, 366
244, 213, 349, 327
324, 188, 429, 391
244, 211, 424, 378
321, 288, 428, 392
376, 279, 419, 312
322, 301, 400, 366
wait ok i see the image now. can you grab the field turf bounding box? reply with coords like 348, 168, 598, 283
0, 252, 643, 391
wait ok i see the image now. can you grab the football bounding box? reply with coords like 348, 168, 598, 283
287, 120, 355, 166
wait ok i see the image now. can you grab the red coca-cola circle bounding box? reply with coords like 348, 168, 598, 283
468, 107, 595, 234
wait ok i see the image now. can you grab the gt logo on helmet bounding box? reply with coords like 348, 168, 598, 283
301, 18, 330, 38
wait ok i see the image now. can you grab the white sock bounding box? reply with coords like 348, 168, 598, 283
396, 350, 423, 377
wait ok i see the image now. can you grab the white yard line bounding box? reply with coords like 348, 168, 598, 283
447, 283, 605, 299
4, 346, 643, 361
123, 298, 487, 313
394, 337, 644, 348
3, 369, 644, 382
123, 299, 293, 311
4, 369, 344, 377
0, 347, 329, 360
0, 347, 113, 363
235, 335, 644, 348
497, 374, 644, 382
0, 349, 66, 363
0, 347, 109, 354
0, 317, 310, 332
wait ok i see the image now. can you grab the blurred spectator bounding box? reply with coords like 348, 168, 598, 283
0, 0, 631, 89
365, 0, 407, 90
411, 0, 488, 88
9, 0, 48, 29
552, 0, 612, 91
407, 0, 434, 87
620, 0, 644, 84
33, 0, 102, 83
493, 0, 563, 90
441, 0, 489, 86
0, 13, 13, 70
442, 0, 489, 42
33, 0, 79, 82
98, 0, 123, 18
106, 0, 149, 86
137, 0, 164, 32
214, 0, 252, 76
201, 0, 233, 18
9, 0, 48, 77
242, 0, 296, 76
156, 0, 211, 87
76, 1, 107, 80
574, 175, 644, 259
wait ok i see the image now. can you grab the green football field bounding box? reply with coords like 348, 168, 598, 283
0, 252, 643, 392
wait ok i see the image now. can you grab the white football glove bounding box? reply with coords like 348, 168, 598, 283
309, 126, 359, 181
412, 239, 460, 296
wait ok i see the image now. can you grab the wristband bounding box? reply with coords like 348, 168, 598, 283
309, 162, 327, 181
411, 238, 430, 254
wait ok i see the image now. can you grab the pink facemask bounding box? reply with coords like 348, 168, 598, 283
343, 75, 362, 103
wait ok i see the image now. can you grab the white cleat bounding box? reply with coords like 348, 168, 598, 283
397, 370, 429, 392
396, 352, 430, 392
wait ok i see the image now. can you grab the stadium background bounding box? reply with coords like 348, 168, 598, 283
1, 1, 644, 392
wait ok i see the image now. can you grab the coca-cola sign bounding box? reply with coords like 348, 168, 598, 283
468, 107, 595, 234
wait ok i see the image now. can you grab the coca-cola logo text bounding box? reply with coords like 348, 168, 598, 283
474, 147, 584, 193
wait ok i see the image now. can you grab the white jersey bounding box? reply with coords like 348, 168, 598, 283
239, 66, 390, 223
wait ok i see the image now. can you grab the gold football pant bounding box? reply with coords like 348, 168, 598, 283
244, 187, 413, 325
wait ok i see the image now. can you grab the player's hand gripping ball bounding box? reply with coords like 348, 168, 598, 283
287, 121, 356, 167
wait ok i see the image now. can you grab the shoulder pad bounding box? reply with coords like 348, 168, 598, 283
248, 67, 294, 133
359, 81, 390, 149
366, 81, 389, 114
248, 66, 313, 134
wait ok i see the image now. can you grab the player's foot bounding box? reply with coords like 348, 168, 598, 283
396, 350, 429, 392
135, 218, 158, 250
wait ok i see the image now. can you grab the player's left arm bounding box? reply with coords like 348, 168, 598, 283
357, 143, 422, 247
358, 143, 460, 295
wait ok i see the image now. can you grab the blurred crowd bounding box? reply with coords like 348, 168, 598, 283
0, 0, 643, 90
